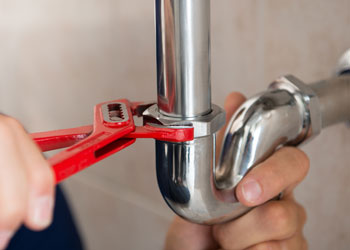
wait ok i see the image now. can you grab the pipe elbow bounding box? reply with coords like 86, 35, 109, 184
156, 76, 323, 224
216, 82, 313, 190
156, 76, 322, 224
155, 49, 350, 224
156, 136, 245, 224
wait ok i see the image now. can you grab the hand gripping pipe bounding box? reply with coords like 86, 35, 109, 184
150, 0, 350, 224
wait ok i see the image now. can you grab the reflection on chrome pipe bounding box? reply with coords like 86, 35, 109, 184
155, 0, 211, 117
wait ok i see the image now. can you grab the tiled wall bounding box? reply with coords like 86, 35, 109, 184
0, 0, 349, 249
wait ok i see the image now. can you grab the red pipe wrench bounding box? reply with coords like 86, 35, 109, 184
31, 99, 193, 183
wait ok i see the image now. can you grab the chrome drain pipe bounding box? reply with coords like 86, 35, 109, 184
153, 0, 235, 224
155, 0, 211, 117
310, 75, 350, 128
151, 0, 350, 225
216, 73, 350, 195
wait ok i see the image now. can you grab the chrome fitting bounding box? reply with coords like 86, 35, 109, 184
143, 104, 226, 138
269, 75, 322, 141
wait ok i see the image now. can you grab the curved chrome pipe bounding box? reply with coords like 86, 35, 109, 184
155, 72, 350, 225
214, 52, 350, 222
154, 1, 350, 225
216, 75, 322, 190
154, 0, 239, 224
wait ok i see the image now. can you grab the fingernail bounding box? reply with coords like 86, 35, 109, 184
242, 179, 262, 203
32, 196, 53, 228
0, 231, 13, 249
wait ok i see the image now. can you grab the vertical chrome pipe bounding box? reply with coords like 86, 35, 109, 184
154, 0, 239, 225
155, 0, 211, 117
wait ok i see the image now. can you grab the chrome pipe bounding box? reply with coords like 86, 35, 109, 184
156, 136, 250, 224
155, 0, 211, 117
310, 75, 350, 128
154, 72, 349, 225
153, 0, 350, 225
154, 0, 231, 224
216, 74, 349, 194
215, 70, 349, 223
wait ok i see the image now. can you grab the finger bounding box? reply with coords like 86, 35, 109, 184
10, 120, 55, 231
216, 92, 246, 159
236, 147, 310, 207
245, 233, 308, 250
0, 116, 29, 248
164, 216, 218, 250
213, 199, 306, 250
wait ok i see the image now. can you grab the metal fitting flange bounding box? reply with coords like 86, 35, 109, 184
269, 75, 322, 141
143, 104, 226, 138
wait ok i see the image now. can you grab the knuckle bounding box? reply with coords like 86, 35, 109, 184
0, 116, 24, 139
225, 92, 246, 105
30, 165, 55, 194
264, 203, 297, 239
1, 116, 22, 131
0, 119, 14, 137
289, 148, 310, 180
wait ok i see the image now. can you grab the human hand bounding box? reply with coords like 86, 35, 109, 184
0, 115, 55, 249
164, 92, 309, 250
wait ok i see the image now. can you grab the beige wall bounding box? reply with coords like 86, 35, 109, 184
0, 0, 349, 249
